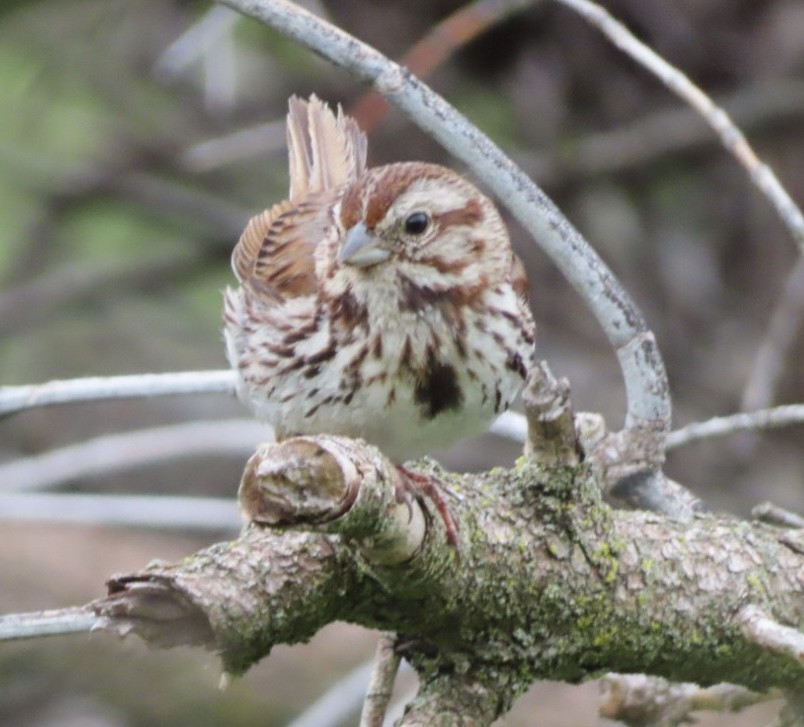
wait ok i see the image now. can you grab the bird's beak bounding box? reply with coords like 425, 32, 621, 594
338, 222, 391, 267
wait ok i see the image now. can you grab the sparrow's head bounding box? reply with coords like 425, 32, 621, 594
327, 162, 514, 292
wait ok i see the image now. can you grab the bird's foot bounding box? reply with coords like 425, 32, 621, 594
395, 465, 460, 550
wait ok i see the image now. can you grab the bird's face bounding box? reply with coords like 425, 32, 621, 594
326, 162, 511, 299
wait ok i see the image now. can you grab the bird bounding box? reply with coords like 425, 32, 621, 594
224, 95, 536, 544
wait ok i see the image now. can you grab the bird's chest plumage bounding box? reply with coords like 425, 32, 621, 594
225, 284, 532, 461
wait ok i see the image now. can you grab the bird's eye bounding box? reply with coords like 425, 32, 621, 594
404, 211, 430, 236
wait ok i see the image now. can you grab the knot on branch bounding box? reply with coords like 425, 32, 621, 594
520, 361, 706, 519
239, 435, 429, 565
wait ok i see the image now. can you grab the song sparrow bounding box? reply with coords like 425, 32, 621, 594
224, 95, 536, 541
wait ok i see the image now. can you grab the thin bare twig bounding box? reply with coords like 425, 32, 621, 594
0, 493, 241, 532
183, 119, 287, 171
599, 673, 770, 727
286, 661, 375, 727
738, 605, 804, 665
752, 501, 804, 530
0, 370, 237, 417
360, 633, 402, 727
286, 656, 412, 727
0, 418, 266, 492
491, 402, 804, 459
665, 405, 804, 451
0, 607, 99, 642
551, 0, 804, 253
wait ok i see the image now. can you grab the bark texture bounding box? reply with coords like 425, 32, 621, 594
93, 435, 804, 723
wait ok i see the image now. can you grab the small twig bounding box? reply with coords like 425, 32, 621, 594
0, 370, 237, 417
551, 0, 804, 253
155, 5, 240, 80
738, 605, 804, 665
753, 502, 804, 530
286, 655, 413, 727
599, 673, 770, 727
0, 493, 241, 532
520, 362, 582, 466
0, 418, 265, 492
360, 633, 402, 727
0, 606, 99, 642
183, 119, 287, 171
665, 405, 804, 451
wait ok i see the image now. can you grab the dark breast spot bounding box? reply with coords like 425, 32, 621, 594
506, 352, 527, 379
414, 358, 464, 420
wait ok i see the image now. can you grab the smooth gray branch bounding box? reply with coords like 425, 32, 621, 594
0, 607, 99, 642
0, 493, 240, 532
665, 405, 804, 450
0, 370, 237, 417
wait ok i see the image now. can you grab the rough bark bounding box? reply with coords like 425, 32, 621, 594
92, 434, 804, 723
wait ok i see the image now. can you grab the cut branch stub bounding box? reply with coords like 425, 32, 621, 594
239, 435, 428, 566
521, 362, 705, 519
239, 438, 358, 526
521, 361, 583, 467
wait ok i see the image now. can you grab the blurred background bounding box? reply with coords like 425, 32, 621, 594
0, 0, 802, 724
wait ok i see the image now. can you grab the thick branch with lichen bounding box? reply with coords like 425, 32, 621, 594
91, 430, 804, 722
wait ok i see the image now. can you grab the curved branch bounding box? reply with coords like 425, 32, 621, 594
216, 0, 670, 437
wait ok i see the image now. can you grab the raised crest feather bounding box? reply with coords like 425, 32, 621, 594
287, 95, 368, 200
231, 95, 367, 296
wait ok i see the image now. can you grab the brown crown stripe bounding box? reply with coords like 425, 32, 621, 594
432, 198, 483, 233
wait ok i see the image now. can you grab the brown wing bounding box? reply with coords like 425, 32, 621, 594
509, 252, 531, 302
287, 94, 367, 201
231, 195, 332, 303
232, 95, 366, 305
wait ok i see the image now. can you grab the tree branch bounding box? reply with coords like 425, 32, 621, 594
599, 673, 770, 727
359, 633, 402, 727
0, 370, 236, 417
84, 436, 803, 708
